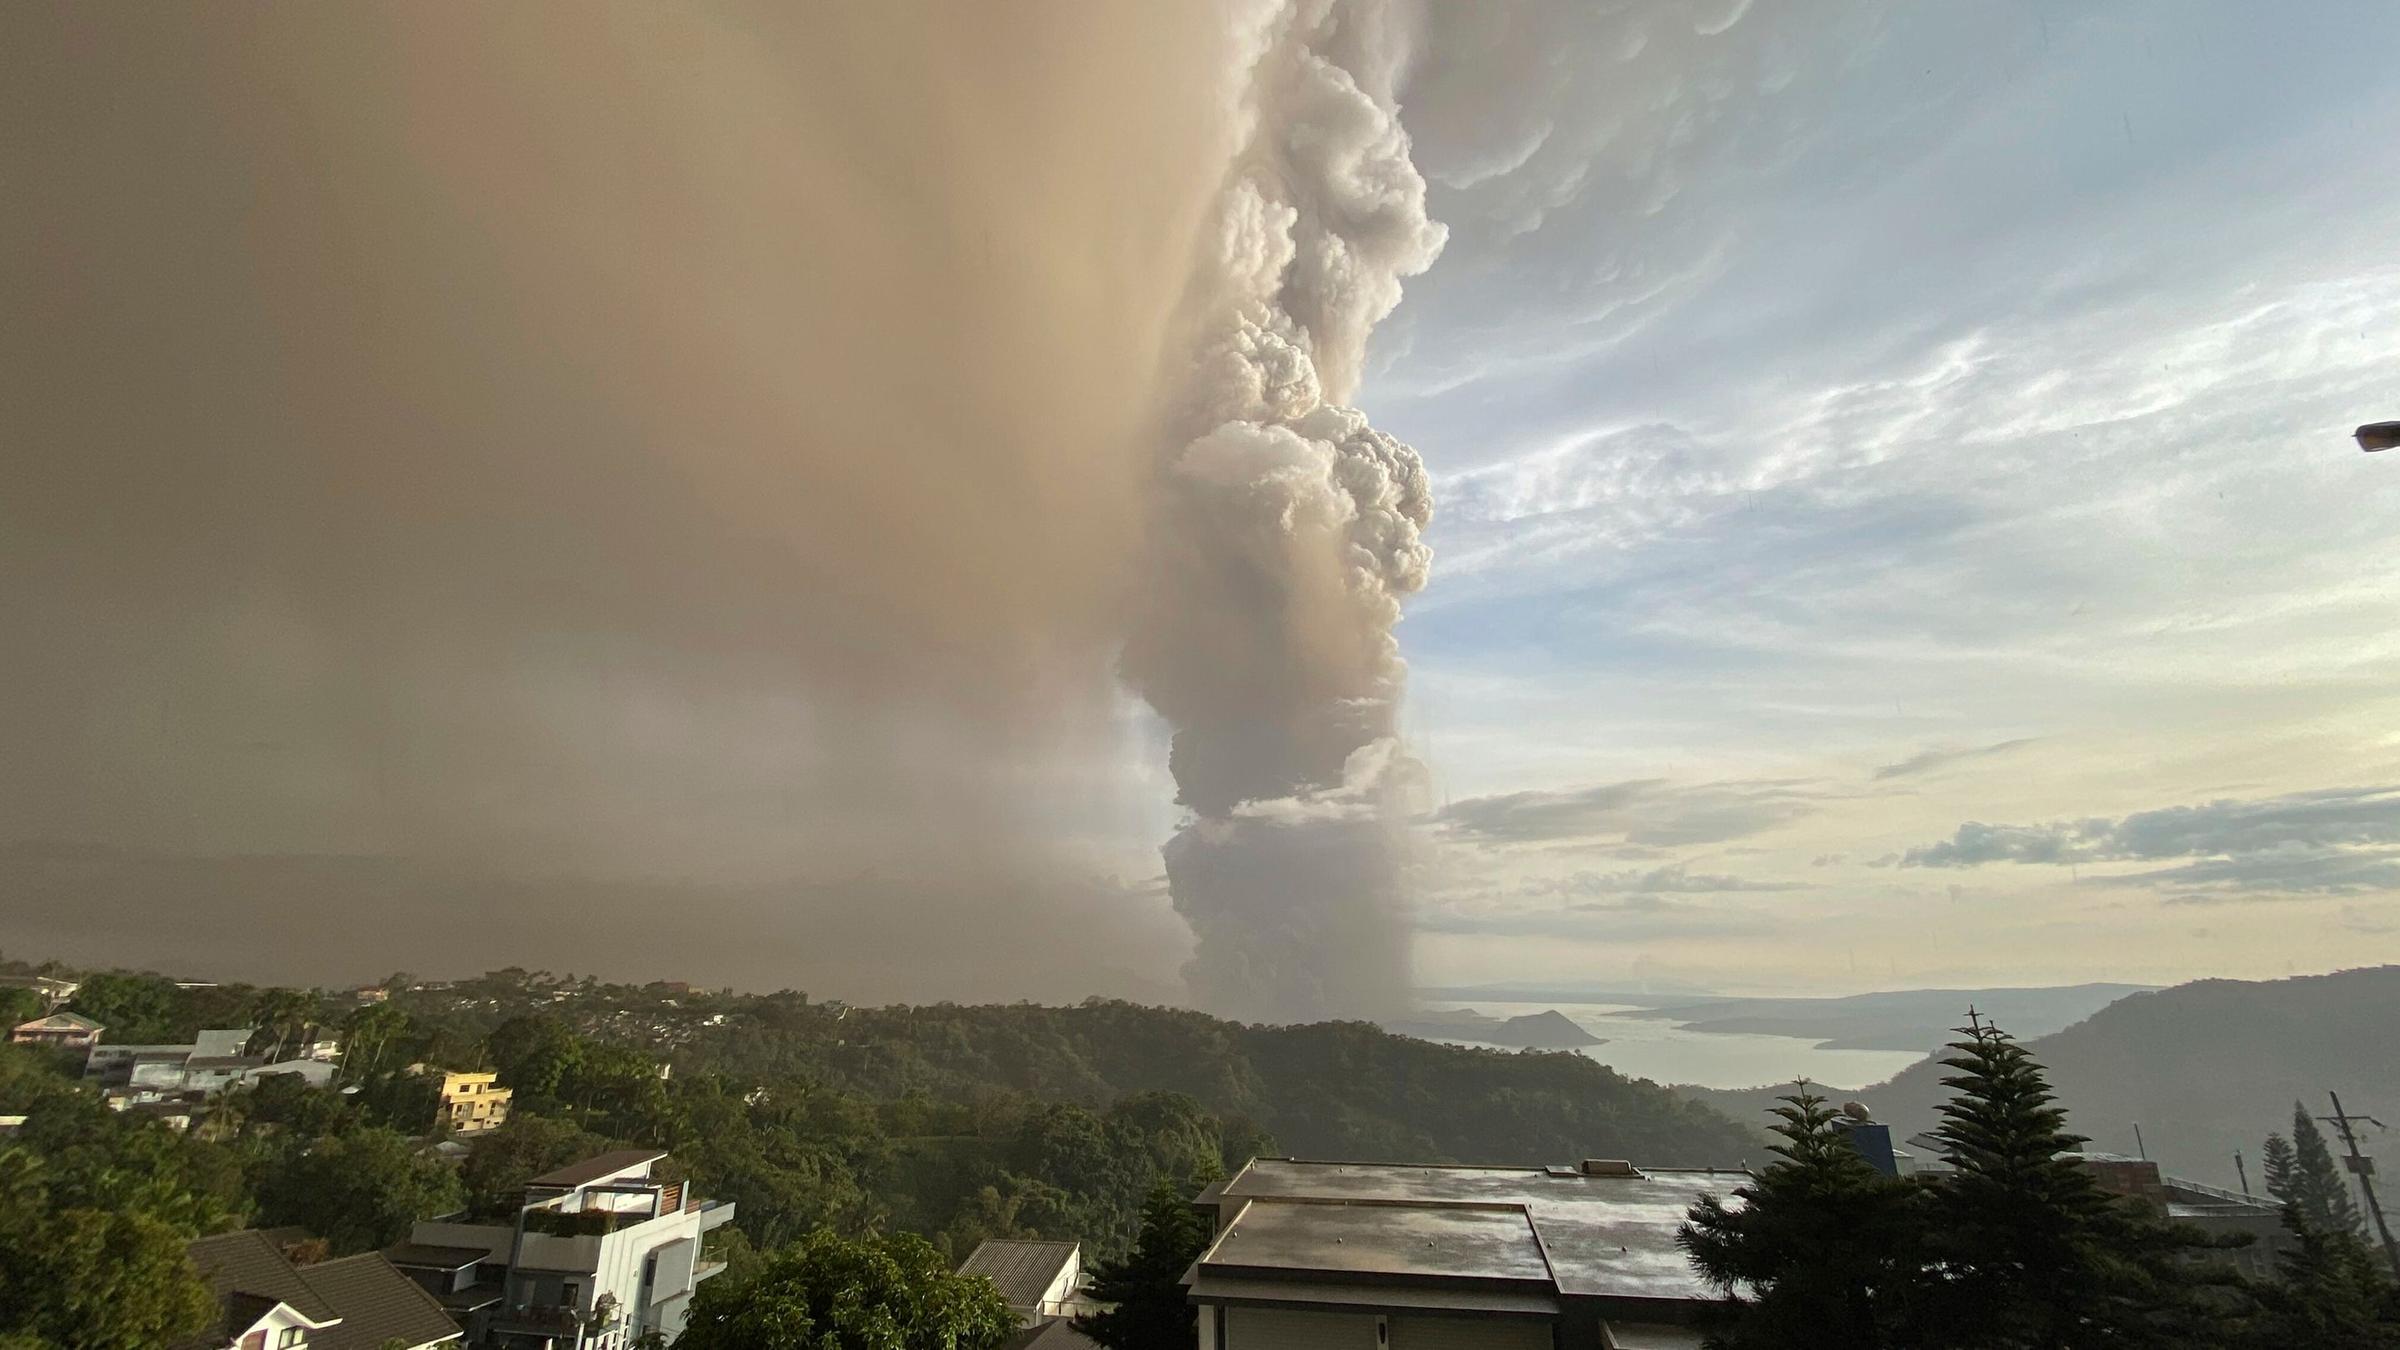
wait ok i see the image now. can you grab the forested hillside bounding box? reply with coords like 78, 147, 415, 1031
669, 995, 1757, 1167
1683, 966, 2400, 1188
0, 960, 1756, 1292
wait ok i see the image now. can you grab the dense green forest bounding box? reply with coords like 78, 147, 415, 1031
0, 960, 1755, 1330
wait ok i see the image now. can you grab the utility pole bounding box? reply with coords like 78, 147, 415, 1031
2234, 1149, 2252, 1201
2320, 1091, 2400, 1280
2132, 1122, 2148, 1162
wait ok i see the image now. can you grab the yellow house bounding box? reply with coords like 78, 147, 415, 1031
438, 1070, 512, 1134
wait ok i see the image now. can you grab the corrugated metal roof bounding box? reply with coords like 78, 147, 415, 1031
958, 1239, 1079, 1307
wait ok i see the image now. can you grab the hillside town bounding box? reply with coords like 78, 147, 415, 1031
6, 959, 2392, 1349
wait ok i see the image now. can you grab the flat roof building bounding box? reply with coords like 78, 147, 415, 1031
1186, 1158, 1742, 1350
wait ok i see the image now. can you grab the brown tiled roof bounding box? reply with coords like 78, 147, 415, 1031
296, 1253, 465, 1350
178, 1234, 462, 1350
958, 1240, 1078, 1307
526, 1148, 667, 1188
188, 1230, 338, 1321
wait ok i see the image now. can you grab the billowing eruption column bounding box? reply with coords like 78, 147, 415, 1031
1123, 1, 1448, 1024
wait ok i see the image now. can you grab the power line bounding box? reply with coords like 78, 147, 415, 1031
2318, 1090, 2400, 1280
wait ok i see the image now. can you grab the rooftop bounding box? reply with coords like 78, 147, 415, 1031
959, 1239, 1079, 1307
1209, 1158, 1746, 1303
526, 1148, 668, 1189
180, 1231, 464, 1349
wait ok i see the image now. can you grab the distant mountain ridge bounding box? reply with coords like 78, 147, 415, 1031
1680, 966, 2400, 1191
1619, 983, 2154, 1052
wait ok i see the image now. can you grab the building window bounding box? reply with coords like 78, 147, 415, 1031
276, 1329, 307, 1348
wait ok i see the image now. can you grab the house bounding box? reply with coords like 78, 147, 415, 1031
0, 973, 79, 1008
10, 1011, 103, 1054
1185, 1157, 1744, 1350
355, 986, 391, 1005
392, 1148, 736, 1348
959, 1239, 1087, 1324
2064, 1151, 2293, 1279
85, 1027, 336, 1108
437, 1070, 514, 1135
87, 1028, 252, 1081
175, 1229, 463, 1350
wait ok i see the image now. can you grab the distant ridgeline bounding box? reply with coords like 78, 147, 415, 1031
1676, 966, 2400, 1191
670, 996, 1752, 1168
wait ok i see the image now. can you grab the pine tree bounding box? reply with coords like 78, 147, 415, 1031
2262, 1132, 2297, 1205
2293, 1102, 2368, 1238
1076, 1177, 1218, 1350
1920, 1011, 2225, 1348
2238, 1203, 2400, 1349
1678, 1085, 1929, 1348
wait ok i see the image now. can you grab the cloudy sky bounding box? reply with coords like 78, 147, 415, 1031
4, 1, 2396, 1004
1375, 0, 2400, 993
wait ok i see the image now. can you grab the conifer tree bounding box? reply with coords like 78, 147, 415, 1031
1920, 1011, 2224, 1348
2293, 1102, 2368, 1237
2262, 1131, 2297, 1206
2238, 1203, 2400, 1348
1679, 1085, 1928, 1348
1076, 1176, 1218, 1350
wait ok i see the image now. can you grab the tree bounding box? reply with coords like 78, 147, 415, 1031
0, 987, 46, 1027
677, 1228, 1016, 1350
2292, 1102, 2368, 1238
253, 1127, 464, 1252
1076, 1178, 1217, 1350
341, 1002, 413, 1082
1679, 1087, 1928, 1348
63, 972, 186, 1044
460, 1113, 609, 1218
1919, 1012, 2224, 1348
246, 987, 319, 1062
0, 1149, 217, 1350
2263, 1132, 2298, 1205
2240, 1203, 2400, 1348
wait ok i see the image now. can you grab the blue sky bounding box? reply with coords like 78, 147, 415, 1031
1363, 0, 2400, 992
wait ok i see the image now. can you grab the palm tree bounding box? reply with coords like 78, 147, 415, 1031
341, 1003, 412, 1082
246, 988, 318, 1062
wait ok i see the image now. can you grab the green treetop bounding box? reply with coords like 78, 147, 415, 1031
1679, 1085, 1929, 1349
677, 1228, 1016, 1350
2290, 1102, 2368, 1238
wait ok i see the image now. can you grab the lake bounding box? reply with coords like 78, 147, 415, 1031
1419, 999, 1929, 1091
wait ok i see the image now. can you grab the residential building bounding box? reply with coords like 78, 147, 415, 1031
393, 1148, 735, 1348
2065, 1151, 2293, 1279
84, 1026, 336, 1108
1185, 1157, 1743, 1350
959, 1239, 1088, 1324
438, 1070, 514, 1134
10, 1011, 102, 1053
0, 973, 79, 1008
174, 1229, 463, 1350
355, 986, 391, 1004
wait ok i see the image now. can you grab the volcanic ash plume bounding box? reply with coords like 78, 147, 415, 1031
1124, 1, 1448, 1024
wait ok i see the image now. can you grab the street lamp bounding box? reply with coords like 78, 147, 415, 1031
2360, 421, 2400, 452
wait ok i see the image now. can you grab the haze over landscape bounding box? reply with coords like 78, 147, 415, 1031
6, 0, 2398, 1016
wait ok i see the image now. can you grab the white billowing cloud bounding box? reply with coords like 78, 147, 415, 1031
1369, 0, 2400, 991
1122, 0, 1448, 1022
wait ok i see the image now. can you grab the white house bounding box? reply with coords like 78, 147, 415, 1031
958, 1239, 1088, 1324
394, 1149, 735, 1349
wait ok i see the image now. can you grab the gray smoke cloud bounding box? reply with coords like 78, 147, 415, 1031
0, 3, 1264, 998
0, 1, 1452, 1015
1125, 1, 1448, 1022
